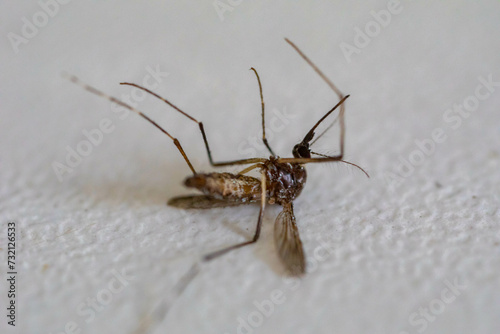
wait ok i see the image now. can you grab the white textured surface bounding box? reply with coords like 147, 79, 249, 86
1, 1, 500, 333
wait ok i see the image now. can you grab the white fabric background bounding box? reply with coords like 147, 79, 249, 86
1, 1, 499, 333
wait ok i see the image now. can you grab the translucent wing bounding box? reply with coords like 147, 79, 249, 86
167, 195, 249, 209
274, 203, 306, 275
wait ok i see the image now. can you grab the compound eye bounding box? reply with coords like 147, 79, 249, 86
292, 143, 310, 158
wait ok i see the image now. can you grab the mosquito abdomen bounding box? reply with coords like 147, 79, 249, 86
185, 173, 261, 203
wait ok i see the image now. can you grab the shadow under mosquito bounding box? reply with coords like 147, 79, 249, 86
182, 202, 286, 276
252, 214, 290, 276
124, 207, 292, 334
228, 204, 288, 276
69, 159, 292, 276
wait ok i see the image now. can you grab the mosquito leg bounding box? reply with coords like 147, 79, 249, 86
250, 68, 275, 156
120, 82, 266, 167
65, 74, 197, 174
285, 38, 347, 156
237, 163, 263, 175
203, 172, 267, 262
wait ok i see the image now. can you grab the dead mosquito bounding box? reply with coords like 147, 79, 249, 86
66, 38, 369, 276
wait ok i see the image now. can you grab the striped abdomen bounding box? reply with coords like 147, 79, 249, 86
184, 173, 261, 203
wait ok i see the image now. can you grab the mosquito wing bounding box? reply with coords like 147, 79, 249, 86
274, 203, 306, 275
167, 195, 250, 209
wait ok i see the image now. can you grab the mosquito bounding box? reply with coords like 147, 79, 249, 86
66, 38, 369, 276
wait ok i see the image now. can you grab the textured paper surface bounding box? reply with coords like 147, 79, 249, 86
1, 1, 499, 333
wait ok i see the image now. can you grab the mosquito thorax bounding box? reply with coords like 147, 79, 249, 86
264, 156, 307, 205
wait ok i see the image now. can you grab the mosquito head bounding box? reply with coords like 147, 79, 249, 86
292, 131, 314, 158
291, 94, 349, 159
292, 143, 310, 158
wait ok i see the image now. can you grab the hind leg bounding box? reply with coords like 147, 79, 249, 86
203, 171, 267, 261
66, 74, 198, 174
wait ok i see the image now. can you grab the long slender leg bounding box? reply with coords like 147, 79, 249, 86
285, 38, 343, 98
237, 163, 264, 175
203, 172, 267, 262
285, 38, 346, 156
120, 82, 266, 167
276, 50, 369, 179
65, 74, 198, 174
250, 67, 275, 156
